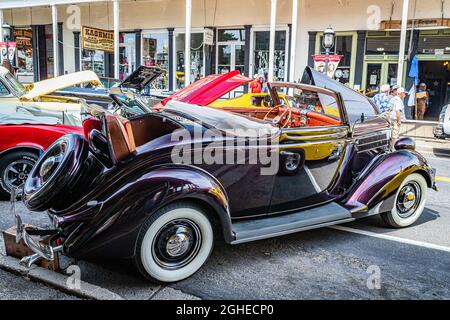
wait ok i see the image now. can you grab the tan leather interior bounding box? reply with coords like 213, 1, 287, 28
129, 115, 181, 148
105, 113, 137, 162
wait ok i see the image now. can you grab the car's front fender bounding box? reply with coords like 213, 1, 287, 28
342, 150, 436, 214
60, 164, 233, 259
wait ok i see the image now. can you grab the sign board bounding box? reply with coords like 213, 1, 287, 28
0, 42, 16, 63
81, 26, 114, 52
313, 55, 343, 78
204, 28, 214, 46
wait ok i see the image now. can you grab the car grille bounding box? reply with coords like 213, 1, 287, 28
355, 131, 390, 153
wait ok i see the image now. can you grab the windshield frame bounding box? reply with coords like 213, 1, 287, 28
4, 72, 27, 97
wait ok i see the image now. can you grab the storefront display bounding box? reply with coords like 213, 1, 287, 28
175, 32, 204, 89
13, 28, 33, 75
119, 32, 136, 81
253, 31, 287, 81
143, 32, 169, 90
81, 49, 105, 77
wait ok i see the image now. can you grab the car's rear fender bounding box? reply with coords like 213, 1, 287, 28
58, 164, 233, 259
342, 150, 435, 214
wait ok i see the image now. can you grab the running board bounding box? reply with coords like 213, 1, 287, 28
231, 202, 354, 244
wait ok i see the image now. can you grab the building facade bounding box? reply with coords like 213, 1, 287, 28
0, 0, 449, 120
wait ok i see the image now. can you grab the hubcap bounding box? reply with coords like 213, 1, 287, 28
3, 160, 35, 192
397, 182, 422, 218
152, 219, 202, 270
285, 154, 300, 171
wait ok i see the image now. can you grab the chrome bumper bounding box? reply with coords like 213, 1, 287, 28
10, 188, 63, 268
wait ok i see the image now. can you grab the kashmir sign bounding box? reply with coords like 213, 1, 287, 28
81, 26, 114, 52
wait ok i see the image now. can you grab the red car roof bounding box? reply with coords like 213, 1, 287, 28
161, 71, 252, 106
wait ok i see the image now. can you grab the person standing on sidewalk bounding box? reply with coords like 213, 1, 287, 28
415, 83, 429, 120
373, 84, 392, 114
388, 87, 407, 150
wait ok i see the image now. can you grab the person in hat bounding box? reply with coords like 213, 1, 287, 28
250, 74, 262, 94
415, 83, 429, 120
387, 87, 407, 150
372, 84, 392, 114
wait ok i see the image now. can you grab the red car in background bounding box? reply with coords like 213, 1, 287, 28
0, 113, 81, 198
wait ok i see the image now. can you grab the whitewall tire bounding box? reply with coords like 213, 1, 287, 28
381, 173, 428, 228
135, 202, 214, 283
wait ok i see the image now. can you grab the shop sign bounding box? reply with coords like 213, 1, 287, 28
204, 28, 214, 46
0, 42, 16, 63
380, 18, 450, 30
313, 55, 343, 78
82, 26, 114, 52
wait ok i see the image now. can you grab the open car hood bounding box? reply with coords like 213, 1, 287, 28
161, 71, 252, 106
120, 66, 164, 91
22, 71, 102, 100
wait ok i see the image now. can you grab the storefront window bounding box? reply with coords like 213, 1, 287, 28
175, 33, 204, 89
119, 33, 136, 81
217, 29, 246, 76
143, 32, 169, 90
320, 35, 353, 85
218, 29, 245, 42
254, 31, 287, 81
418, 36, 450, 54
14, 28, 33, 74
81, 49, 105, 77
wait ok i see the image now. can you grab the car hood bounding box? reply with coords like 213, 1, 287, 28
120, 66, 164, 91
22, 71, 102, 100
161, 71, 252, 106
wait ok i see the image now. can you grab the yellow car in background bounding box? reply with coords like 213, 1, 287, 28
209, 92, 340, 119
0, 67, 102, 126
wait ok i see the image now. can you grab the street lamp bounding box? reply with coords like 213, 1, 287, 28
322, 25, 335, 76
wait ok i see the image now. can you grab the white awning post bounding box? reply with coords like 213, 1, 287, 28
268, 0, 277, 81
113, 0, 120, 79
52, 4, 59, 77
397, 0, 410, 86
289, 0, 298, 82
0, 10, 4, 43
185, 0, 192, 88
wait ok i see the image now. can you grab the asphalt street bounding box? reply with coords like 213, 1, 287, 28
0, 155, 449, 300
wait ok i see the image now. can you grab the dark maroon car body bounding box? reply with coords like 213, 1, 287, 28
18, 68, 437, 281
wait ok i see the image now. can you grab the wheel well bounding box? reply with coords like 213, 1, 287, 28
171, 198, 228, 243
0, 147, 41, 161
414, 170, 433, 188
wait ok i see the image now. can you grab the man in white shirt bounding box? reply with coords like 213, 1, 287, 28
387, 87, 407, 150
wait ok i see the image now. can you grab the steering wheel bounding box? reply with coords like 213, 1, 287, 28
263, 105, 293, 128
23, 134, 89, 212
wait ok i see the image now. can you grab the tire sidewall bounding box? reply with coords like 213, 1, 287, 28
390, 173, 428, 227
139, 206, 213, 283
0, 151, 38, 196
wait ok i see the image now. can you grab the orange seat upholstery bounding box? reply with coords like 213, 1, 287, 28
104, 113, 136, 162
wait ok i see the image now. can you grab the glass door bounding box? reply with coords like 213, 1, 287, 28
218, 44, 232, 74
365, 63, 382, 94
387, 63, 398, 87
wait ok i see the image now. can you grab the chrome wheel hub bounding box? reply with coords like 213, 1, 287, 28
166, 233, 191, 257
152, 219, 202, 270
397, 182, 422, 218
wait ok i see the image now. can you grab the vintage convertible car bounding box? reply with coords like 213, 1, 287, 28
0, 67, 102, 127
17, 69, 437, 283
0, 113, 82, 198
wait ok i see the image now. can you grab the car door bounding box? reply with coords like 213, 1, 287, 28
268, 83, 350, 214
